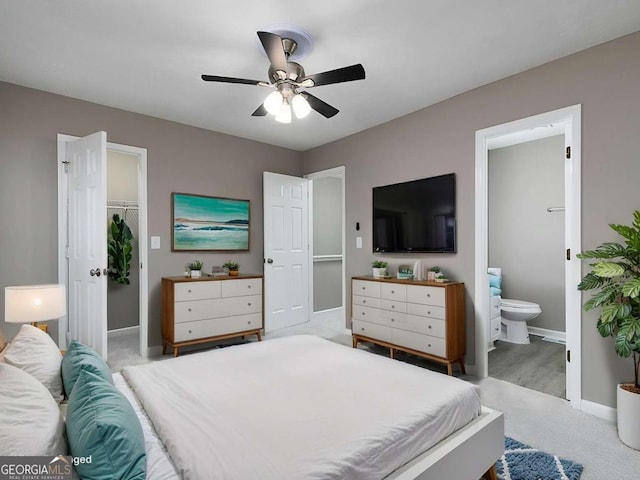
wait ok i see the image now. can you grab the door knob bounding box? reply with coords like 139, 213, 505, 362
90, 268, 101, 277
267, 258, 274, 264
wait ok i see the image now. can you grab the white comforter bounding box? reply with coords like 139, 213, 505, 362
122, 335, 481, 480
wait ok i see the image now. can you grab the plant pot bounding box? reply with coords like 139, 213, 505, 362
617, 383, 640, 450
372, 268, 387, 278
190, 270, 202, 278
229, 270, 239, 277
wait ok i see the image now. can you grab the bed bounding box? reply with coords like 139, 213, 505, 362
119, 335, 503, 480
0, 327, 503, 479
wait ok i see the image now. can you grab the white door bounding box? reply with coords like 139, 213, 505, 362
66, 132, 108, 358
263, 172, 309, 332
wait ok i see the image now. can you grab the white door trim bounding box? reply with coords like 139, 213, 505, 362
57, 135, 149, 357
474, 105, 582, 409
305, 166, 346, 326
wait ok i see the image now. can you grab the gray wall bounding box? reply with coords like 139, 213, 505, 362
0, 81, 303, 346
107, 151, 140, 331
303, 31, 640, 408
489, 135, 565, 333
312, 176, 343, 311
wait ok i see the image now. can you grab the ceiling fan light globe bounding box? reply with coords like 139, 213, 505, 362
264, 91, 284, 115
292, 94, 311, 119
275, 101, 292, 124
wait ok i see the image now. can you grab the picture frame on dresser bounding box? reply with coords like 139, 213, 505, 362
171, 192, 250, 251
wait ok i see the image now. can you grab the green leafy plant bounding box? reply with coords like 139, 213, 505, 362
223, 261, 239, 271
108, 214, 133, 285
372, 260, 388, 268
577, 210, 640, 390
187, 260, 203, 271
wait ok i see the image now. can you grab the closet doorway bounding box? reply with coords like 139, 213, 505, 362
57, 135, 148, 359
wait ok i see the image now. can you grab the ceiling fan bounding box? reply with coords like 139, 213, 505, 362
201, 29, 365, 123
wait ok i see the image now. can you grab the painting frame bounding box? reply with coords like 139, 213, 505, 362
171, 192, 250, 252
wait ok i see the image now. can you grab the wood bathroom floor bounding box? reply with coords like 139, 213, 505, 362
489, 334, 566, 398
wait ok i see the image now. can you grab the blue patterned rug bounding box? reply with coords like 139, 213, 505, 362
496, 437, 583, 480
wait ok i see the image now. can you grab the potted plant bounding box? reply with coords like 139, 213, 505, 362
372, 260, 388, 278
577, 210, 640, 450
223, 261, 240, 276
187, 260, 203, 278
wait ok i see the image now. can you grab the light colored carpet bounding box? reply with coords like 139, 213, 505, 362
108, 323, 640, 479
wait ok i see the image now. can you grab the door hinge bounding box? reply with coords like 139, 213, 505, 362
566, 248, 571, 261
65, 245, 70, 259
62, 160, 70, 173
567, 350, 571, 363
566, 146, 571, 159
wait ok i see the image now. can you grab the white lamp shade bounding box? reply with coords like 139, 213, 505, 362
275, 99, 292, 124
5, 284, 66, 324
292, 94, 311, 118
264, 91, 284, 115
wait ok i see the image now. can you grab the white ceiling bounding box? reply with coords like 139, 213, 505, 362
2, 1, 640, 151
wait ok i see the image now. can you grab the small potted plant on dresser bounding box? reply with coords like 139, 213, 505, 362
372, 260, 388, 278
578, 210, 640, 450
187, 260, 203, 278
223, 261, 240, 276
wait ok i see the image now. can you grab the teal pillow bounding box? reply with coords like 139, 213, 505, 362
66, 369, 146, 480
61, 340, 113, 395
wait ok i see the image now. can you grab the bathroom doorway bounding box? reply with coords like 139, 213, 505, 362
474, 105, 582, 409
487, 134, 566, 398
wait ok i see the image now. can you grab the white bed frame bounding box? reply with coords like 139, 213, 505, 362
388, 407, 504, 480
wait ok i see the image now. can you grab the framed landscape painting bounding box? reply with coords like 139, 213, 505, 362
172, 193, 250, 251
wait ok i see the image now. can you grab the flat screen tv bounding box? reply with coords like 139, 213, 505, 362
373, 173, 456, 253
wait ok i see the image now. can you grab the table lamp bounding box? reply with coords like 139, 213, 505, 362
5, 284, 66, 333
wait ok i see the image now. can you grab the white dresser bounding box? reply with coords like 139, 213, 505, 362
162, 275, 263, 356
351, 276, 466, 375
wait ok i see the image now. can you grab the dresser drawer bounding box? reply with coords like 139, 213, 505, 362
379, 309, 406, 327
175, 281, 222, 302
352, 305, 383, 326
174, 313, 262, 342
406, 303, 445, 320
406, 285, 445, 306
379, 298, 407, 313
352, 319, 392, 343
352, 295, 380, 309
392, 329, 446, 358
380, 283, 407, 302
175, 295, 262, 323
397, 314, 446, 338
222, 278, 262, 298
353, 280, 381, 298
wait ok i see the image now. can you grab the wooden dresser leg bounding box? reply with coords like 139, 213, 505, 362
459, 358, 466, 375
390, 348, 394, 359
482, 465, 497, 480
162, 341, 167, 355
256, 331, 262, 342
173, 346, 179, 358
447, 363, 453, 376
352, 336, 358, 349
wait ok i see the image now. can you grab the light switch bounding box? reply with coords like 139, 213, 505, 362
356, 236, 363, 249
151, 236, 161, 249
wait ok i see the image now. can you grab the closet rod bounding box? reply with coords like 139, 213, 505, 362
546, 207, 565, 213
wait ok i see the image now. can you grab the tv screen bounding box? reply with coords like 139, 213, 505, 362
373, 173, 456, 253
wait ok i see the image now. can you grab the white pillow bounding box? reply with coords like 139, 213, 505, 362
4, 324, 64, 402
0, 363, 67, 456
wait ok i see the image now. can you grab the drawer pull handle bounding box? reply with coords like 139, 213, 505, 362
391, 305, 395, 309
248, 285, 251, 289
391, 318, 395, 322
362, 300, 366, 304
248, 321, 252, 325
248, 302, 251, 306
427, 293, 431, 297
428, 325, 432, 329
188, 329, 192, 334
188, 289, 192, 293
362, 286, 365, 290
427, 311, 431, 315
361, 312, 365, 315
391, 290, 395, 294
361, 327, 365, 331
428, 343, 431, 347
188, 308, 192, 312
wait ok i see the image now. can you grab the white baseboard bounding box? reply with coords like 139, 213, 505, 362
311, 306, 345, 324
581, 399, 616, 423
527, 326, 566, 342
147, 345, 163, 358
107, 325, 139, 338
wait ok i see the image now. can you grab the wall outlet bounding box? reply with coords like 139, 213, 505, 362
151, 236, 161, 249
356, 236, 363, 249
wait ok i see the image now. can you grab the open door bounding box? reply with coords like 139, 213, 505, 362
64, 132, 108, 358
263, 172, 309, 332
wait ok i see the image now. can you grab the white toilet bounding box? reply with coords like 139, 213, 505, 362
500, 298, 542, 344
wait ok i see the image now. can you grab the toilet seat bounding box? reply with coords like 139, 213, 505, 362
501, 298, 539, 309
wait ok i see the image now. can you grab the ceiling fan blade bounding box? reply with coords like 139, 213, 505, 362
300, 92, 339, 118
251, 104, 268, 116
257, 31, 288, 77
300, 64, 365, 88
201, 75, 266, 86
